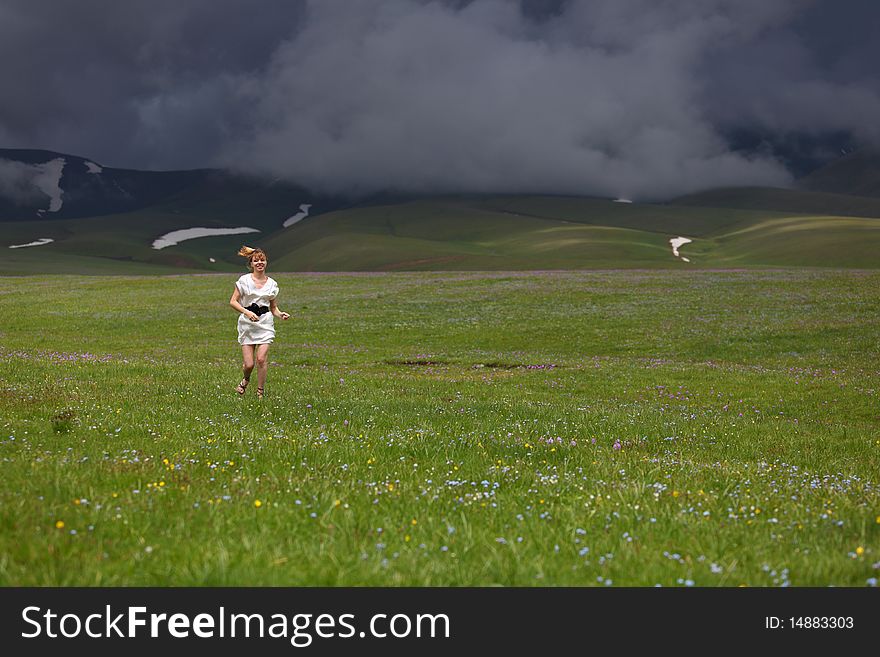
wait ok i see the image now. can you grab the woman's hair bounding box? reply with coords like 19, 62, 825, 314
237, 245, 267, 269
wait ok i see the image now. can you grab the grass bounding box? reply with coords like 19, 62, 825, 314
4, 192, 879, 274
0, 269, 878, 586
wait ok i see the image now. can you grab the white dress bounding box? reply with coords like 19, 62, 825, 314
235, 274, 279, 345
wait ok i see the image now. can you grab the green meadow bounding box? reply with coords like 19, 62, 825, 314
0, 269, 878, 586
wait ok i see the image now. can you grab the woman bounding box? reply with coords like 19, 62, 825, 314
229, 246, 290, 399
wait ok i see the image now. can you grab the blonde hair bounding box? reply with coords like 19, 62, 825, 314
237, 245, 267, 269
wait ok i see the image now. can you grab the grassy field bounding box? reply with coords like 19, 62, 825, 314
0, 269, 878, 586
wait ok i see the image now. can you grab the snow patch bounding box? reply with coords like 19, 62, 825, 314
152, 226, 260, 250
9, 237, 54, 249
283, 204, 313, 228
669, 237, 693, 263
34, 158, 65, 212
84, 161, 103, 174
209, 257, 216, 263
613, 198, 632, 203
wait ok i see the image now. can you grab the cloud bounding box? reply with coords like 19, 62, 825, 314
223, 0, 797, 198
0, 159, 48, 206
0, 0, 305, 169
698, 0, 880, 145
1, 0, 878, 199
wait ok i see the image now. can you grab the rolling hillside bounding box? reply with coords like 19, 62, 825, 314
2, 149, 879, 273
670, 186, 880, 218
799, 149, 880, 197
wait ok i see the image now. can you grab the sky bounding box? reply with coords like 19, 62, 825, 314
1, 0, 878, 200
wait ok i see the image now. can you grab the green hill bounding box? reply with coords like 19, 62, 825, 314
262, 196, 879, 271
709, 215, 880, 268
264, 200, 677, 271
799, 149, 880, 197
3, 192, 879, 273
670, 186, 880, 218
3, 145, 880, 273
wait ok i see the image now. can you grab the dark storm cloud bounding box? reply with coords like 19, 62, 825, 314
699, 0, 880, 144
0, 0, 306, 169
1, 0, 878, 199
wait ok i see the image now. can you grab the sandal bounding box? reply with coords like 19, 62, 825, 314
257, 386, 264, 400
236, 378, 249, 395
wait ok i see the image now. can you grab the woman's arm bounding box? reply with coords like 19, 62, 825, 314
231, 287, 259, 321
270, 299, 290, 320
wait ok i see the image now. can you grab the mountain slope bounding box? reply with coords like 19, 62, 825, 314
798, 149, 880, 197
669, 186, 880, 218
0, 148, 212, 220
3, 148, 880, 273
263, 200, 680, 271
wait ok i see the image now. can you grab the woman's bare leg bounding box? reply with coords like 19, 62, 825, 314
255, 344, 270, 395
241, 345, 256, 382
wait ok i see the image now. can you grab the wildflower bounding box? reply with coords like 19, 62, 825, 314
254, 500, 263, 508
55, 521, 64, 529
612, 440, 621, 451
856, 546, 865, 556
